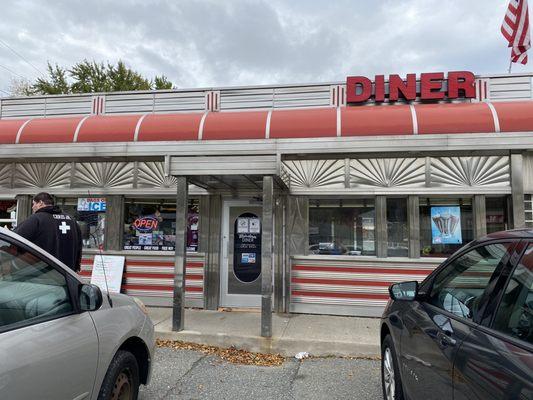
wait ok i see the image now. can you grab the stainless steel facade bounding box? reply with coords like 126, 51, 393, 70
2, 72, 533, 317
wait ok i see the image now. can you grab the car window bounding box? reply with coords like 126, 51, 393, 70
428, 243, 511, 320
0, 239, 73, 331
492, 243, 533, 345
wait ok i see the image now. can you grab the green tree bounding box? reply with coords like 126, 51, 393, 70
32, 63, 70, 95
29, 60, 175, 95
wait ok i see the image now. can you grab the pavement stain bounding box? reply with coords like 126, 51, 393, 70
157, 339, 285, 367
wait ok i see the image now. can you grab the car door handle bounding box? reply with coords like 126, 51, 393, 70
437, 331, 457, 347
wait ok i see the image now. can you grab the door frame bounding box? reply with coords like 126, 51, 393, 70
220, 199, 263, 308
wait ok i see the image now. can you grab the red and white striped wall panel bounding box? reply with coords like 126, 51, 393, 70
290, 256, 443, 317
79, 253, 205, 308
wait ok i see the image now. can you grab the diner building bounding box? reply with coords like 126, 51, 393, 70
1, 71, 533, 317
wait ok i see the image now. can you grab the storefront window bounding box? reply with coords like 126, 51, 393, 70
309, 199, 375, 256
387, 198, 408, 257
486, 196, 509, 234
0, 200, 17, 230
123, 199, 199, 252
59, 197, 106, 250
419, 198, 473, 258
525, 194, 533, 228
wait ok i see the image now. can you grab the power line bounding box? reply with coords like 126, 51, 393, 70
0, 62, 28, 80
0, 38, 45, 77
0, 88, 10, 96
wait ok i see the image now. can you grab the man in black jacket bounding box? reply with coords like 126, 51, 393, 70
15, 192, 83, 272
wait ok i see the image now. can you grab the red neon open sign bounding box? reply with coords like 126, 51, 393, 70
133, 216, 159, 232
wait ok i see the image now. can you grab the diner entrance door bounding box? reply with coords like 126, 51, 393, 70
220, 200, 262, 308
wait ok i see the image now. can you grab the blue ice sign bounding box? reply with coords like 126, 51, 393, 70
78, 197, 107, 212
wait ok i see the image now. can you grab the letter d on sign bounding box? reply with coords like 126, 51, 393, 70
346, 76, 372, 103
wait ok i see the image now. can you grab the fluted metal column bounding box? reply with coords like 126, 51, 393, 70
173, 176, 188, 331
261, 176, 273, 337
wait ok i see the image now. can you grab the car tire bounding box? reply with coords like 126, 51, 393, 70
98, 350, 140, 400
381, 334, 404, 400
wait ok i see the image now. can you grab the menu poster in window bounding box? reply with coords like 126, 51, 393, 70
249, 218, 260, 233
237, 218, 249, 233
431, 206, 462, 244
90, 255, 125, 293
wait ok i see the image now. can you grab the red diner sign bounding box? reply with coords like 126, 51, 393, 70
346, 71, 476, 104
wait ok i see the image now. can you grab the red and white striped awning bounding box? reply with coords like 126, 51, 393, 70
0, 101, 532, 144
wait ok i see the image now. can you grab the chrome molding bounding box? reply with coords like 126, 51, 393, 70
138, 161, 178, 188
430, 156, 510, 187
74, 162, 134, 188
283, 159, 345, 189
0, 164, 13, 188
15, 163, 71, 188
350, 158, 425, 188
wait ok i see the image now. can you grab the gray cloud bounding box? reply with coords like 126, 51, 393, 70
0, 0, 528, 95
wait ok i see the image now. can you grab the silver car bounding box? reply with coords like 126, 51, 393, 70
0, 227, 154, 400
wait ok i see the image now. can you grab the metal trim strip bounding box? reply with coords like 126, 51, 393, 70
73, 116, 91, 143
486, 102, 501, 133
198, 111, 209, 140
15, 119, 32, 144
265, 109, 272, 139
409, 104, 418, 135
336, 107, 341, 137
134, 114, 149, 142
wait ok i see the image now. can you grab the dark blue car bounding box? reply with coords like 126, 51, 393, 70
380, 229, 533, 400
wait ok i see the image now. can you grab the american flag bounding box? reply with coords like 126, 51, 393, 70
501, 0, 531, 64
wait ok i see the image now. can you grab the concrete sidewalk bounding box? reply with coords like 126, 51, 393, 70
149, 307, 381, 358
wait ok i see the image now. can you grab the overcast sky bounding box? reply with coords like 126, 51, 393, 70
0, 0, 529, 95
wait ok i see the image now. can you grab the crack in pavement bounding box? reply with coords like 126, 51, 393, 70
161, 353, 208, 399
287, 359, 302, 400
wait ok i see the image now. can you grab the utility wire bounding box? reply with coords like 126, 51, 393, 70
0, 38, 45, 77
0, 62, 28, 80
0, 88, 10, 95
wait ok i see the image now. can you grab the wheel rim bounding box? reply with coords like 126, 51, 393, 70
111, 371, 132, 400
383, 347, 396, 400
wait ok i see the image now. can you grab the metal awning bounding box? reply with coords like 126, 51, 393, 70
168, 154, 288, 191
2, 101, 533, 145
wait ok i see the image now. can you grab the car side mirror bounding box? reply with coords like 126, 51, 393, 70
389, 281, 419, 301
79, 284, 103, 311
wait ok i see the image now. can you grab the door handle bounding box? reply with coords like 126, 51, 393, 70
437, 331, 457, 347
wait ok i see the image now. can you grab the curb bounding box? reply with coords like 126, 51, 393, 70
155, 329, 380, 358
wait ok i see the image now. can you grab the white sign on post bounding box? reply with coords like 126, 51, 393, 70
90, 255, 125, 294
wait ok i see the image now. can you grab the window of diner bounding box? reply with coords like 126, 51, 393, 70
309, 199, 375, 256
123, 198, 199, 252
387, 198, 408, 257
419, 198, 473, 258
486, 196, 510, 234
0, 200, 17, 230
525, 194, 533, 228
58, 197, 106, 250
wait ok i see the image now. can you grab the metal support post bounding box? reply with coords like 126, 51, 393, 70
408, 196, 420, 258
15, 195, 32, 226
261, 176, 273, 337
173, 176, 188, 331
511, 154, 525, 228
376, 196, 387, 258
473, 195, 487, 239
104, 195, 124, 251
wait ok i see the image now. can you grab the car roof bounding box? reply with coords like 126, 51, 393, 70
480, 228, 533, 241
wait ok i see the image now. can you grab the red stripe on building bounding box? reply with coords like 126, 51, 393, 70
292, 265, 431, 275
292, 277, 392, 287
292, 290, 390, 300
123, 284, 202, 292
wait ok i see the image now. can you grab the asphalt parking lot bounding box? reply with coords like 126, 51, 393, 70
139, 347, 381, 400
